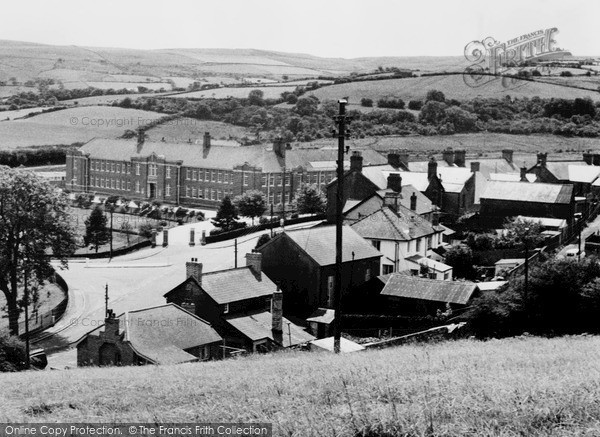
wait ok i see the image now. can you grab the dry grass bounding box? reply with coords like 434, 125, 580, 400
2, 336, 600, 436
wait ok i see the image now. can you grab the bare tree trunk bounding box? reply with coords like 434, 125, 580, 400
3, 288, 19, 336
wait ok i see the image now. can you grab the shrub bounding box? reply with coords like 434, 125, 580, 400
0, 333, 27, 372
138, 223, 154, 238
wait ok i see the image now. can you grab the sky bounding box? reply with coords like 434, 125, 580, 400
0, 0, 598, 58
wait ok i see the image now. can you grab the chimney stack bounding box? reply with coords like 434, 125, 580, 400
103, 309, 120, 337
137, 130, 145, 145
470, 162, 480, 173
245, 252, 262, 279
432, 212, 440, 227
520, 166, 528, 182
502, 149, 514, 163
272, 137, 286, 158
454, 149, 466, 167
410, 192, 417, 211
383, 192, 400, 212
593, 154, 600, 166
387, 149, 409, 169
442, 148, 454, 166
186, 258, 203, 285
428, 157, 438, 180
271, 286, 283, 333
387, 173, 402, 193
203, 132, 211, 148
583, 151, 593, 165
537, 152, 547, 167
350, 151, 363, 172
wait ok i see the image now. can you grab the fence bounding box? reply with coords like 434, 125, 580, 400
1, 271, 69, 339
205, 214, 326, 244
69, 237, 152, 259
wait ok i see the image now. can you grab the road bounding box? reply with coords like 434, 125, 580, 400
36, 220, 319, 368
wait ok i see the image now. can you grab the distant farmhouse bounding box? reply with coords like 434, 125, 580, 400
66, 133, 386, 209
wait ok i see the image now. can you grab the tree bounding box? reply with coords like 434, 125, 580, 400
426, 89, 446, 102
500, 217, 545, 249
84, 206, 110, 253
212, 196, 242, 231
248, 89, 265, 106
294, 96, 319, 117
255, 233, 272, 249
295, 184, 326, 214
444, 244, 475, 279
361, 98, 373, 107
120, 221, 133, 244
0, 332, 27, 372
234, 190, 266, 225
0, 168, 77, 335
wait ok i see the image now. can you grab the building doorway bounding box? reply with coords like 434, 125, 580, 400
149, 183, 156, 199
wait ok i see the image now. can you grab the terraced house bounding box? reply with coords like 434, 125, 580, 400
66, 132, 387, 209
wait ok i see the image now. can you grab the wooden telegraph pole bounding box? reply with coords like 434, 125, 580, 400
333, 99, 350, 354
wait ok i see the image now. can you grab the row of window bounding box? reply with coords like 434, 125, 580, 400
185, 186, 234, 201
186, 169, 232, 184
91, 177, 132, 191
91, 160, 132, 174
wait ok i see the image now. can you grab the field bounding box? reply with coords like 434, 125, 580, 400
0, 106, 163, 149
308, 75, 600, 103
2, 335, 600, 436
145, 118, 252, 143
86, 81, 173, 91
61, 92, 176, 106
167, 86, 298, 100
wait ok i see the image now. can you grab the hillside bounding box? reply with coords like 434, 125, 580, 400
0, 40, 469, 86
0, 106, 162, 149
308, 74, 600, 103
2, 336, 600, 435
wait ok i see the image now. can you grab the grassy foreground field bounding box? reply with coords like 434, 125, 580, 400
2, 336, 600, 436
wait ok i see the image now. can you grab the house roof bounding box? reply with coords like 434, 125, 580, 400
405, 255, 452, 273
517, 215, 567, 229
494, 258, 525, 265
361, 164, 402, 189
567, 165, 600, 183
476, 281, 508, 291
80, 138, 386, 173
81, 304, 222, 365
375, 187, 434, 215
391, 171, 431, 191
489, 173, 537, 182
481, 181, 573, 204
541, 160, 588, 181
225, 311, 315, 347
310, 337, 365, 353
167, 267, 276, 305
279, 225, 382, 266
381, 275, 478, 305
306, 308, 335, 325
351, 205, 438, 242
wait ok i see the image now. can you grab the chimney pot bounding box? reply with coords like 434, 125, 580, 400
203, 132, 211, 148
428, 157, 438, 180
410, 192, 417, 211
470, 161, 480, 173
186, 259, 203, 285
454, 149, 466, 167
502, 149, 513, 163
442, 148, 454, 166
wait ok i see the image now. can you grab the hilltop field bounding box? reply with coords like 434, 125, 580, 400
2, 336, 600, 435
309, 74, 600, 103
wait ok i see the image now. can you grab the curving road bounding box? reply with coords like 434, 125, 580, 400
36, 221, 319, 368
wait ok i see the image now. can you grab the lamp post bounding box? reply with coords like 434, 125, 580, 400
575, 212, 583, 261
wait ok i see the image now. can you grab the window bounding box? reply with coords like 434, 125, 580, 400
284, 174, 290, 186
371, 240, 381, 250
204, 188, 209, 199
269, 193, 274, 204
192, 187, 197, 197
166, 166, 171, 179
218, 171, 223, 183
186, 186, 191, 197
204, 171, 210, 182
224, 172, 229, 184
186, 169, 191, 180
427, 236, 432, 250
200, 345, 209, 361
416, 238, 422, 253
136, 163, 140, 176
276, 192, 281, 204
383, 265, 394, 275
135, 181, 140, 193
192, 170, 197, 181
165, 185, 171, 197
149, 164, 157, 177
444, 272, 450, 280
111, 163, 115, 172
210, 189, 215, 200
262, 175, 267, 187
269, 175, 274, 187
276, 175, 282, 186
223, 303, 229, 314
243, 174, 248, 186
116, 180, 120, 190
211, 171, 216, 182
101, 161, 105, 171
365, 268, 371, 281
127, 181, 131, 190
198, 170, 203, 181
217, 190, 222, 200
116, 163, 120, 173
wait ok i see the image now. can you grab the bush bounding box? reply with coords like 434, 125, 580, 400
408, 100, 423, 110
138, 223, 154, 238
360, 98, 373, 107
0, 333, 27, 372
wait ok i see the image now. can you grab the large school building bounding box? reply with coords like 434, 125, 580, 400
66, 132, 387, 209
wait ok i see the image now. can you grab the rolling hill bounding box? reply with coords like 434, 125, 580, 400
2, 335, 600, 436
308, 74, 600, 104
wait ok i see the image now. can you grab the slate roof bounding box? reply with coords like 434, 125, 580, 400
489, 173, 537, 182
393, 172, 430, 191
80, 138, 386, 173
225, 311, 315, 347
542, 160, 588, 181
567, 165, 600, 183
82, 304, 222, 365
279, 225, 382, 266
381, 275, 478, 305
361, 164, 398, 188
193, 267, 275, 305
481, 181, 573, 204
351, 205, 438, 241
375, 187, 434, 215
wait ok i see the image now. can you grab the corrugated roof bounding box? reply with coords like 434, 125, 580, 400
201, 267, 276, 305
351, 206, 437, 242
381, 275, 478, 305
225, 311, 315, 347
283, 225, 382, 266
481, 181, 573, 204
112, 304, 221, 365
